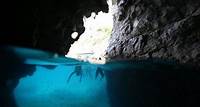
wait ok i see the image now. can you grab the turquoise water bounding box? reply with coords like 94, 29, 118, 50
14, 65, 109, 107
1, 46, 200, 107
2, 46, 109, 107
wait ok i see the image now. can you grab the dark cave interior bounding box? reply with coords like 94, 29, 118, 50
0, 0, 200, 107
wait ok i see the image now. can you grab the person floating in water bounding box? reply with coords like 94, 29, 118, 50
67, 65, 83, 83
95, 67, 104, 80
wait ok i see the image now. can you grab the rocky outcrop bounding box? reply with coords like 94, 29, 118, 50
0, 0, 108, 54
106, 0, 200, 65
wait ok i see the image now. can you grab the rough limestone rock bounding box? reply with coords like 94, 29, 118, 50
106, 0, 200, 65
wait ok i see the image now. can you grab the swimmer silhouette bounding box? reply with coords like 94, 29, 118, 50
95, 67, 104, 80
67, 65, 82, 83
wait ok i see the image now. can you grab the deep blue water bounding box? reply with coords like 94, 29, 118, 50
1, 46, 200, 107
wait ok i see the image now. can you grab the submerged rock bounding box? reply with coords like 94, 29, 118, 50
105, 61, 200, 107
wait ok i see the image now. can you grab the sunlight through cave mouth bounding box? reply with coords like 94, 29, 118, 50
66, 0, 113, 64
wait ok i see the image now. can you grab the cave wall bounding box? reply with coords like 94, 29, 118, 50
0, 0, 108, 54
106, 0, 200, 65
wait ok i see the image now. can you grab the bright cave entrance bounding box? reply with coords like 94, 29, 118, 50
66, 0, 113, 64
14, 1, 114, 107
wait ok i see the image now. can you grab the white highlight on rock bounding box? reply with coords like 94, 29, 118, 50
71, 32, 79, 39
133, 19, 139, 27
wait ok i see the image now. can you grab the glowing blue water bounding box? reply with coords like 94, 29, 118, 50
2, 46, 200, 107
1, 46, 108, 107
14, 65, 109, 107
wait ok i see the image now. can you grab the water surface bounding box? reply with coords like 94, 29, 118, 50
1, 46, 200, 107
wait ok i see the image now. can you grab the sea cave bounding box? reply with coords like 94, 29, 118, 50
0, 0, 200, 107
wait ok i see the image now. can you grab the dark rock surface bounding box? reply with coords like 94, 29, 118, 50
0, 0, 108, 54
0, 47, 36, 107
106, 0, 200, 65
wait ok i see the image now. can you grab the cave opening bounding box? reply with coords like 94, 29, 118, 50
66, 0, 113, 64
1, 0, 200, 107
13, 1, 114, 107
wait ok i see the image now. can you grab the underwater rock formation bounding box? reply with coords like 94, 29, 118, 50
0, 0, 108, 54
105, 61, 200, 107
0, 47, 36, 107
106, 0, 200, 65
